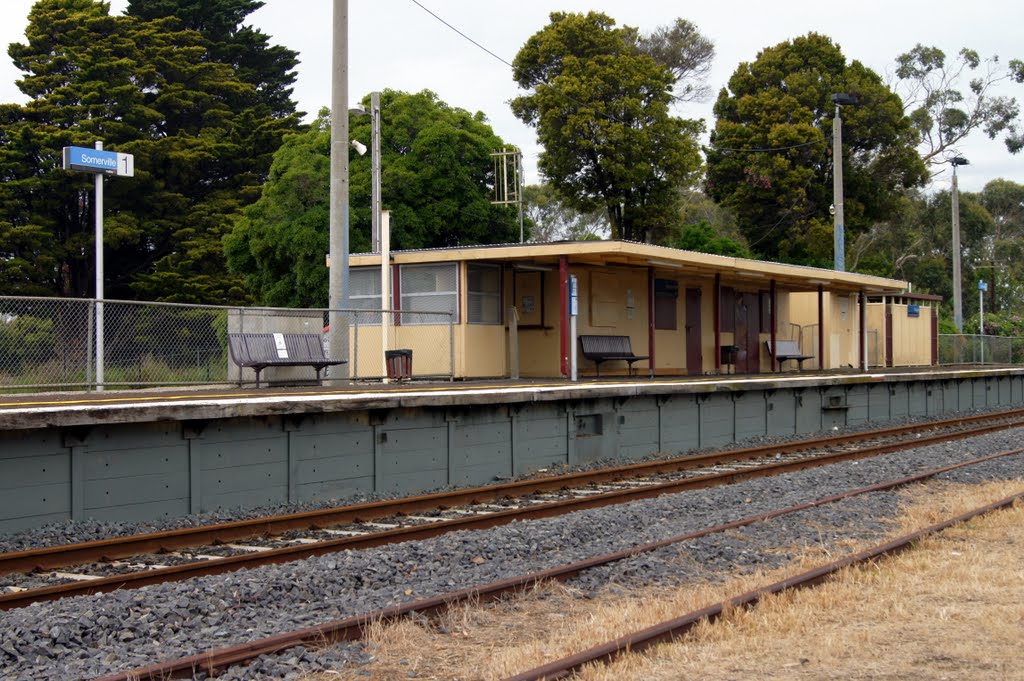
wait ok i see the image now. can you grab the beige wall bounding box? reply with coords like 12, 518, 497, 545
515, 268, 563, 378
892, 304, 933, 366
789, 291, 864, 369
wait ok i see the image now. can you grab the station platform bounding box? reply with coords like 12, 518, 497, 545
2, 365, 1022, 531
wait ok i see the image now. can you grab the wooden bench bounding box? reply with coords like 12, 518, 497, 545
579, 335, 649, 377
765, 339, 814, 371
228, 332, 347, 388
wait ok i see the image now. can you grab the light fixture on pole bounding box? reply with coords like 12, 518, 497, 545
349, 92, 382, 251
950, 156, 969, 333
830, 93, 857, 272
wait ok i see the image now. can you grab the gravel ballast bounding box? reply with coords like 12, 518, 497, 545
1, 427, 1022, 680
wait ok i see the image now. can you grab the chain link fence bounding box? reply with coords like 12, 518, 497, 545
938, 334, 1024, 365
0, 296, 453, 392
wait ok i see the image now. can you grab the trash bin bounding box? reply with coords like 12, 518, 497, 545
385, 349, 413, 380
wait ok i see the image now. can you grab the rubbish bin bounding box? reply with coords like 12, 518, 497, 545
385, 349, 413, 380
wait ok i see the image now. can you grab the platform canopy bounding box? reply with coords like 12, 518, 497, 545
350, 240, 909, 295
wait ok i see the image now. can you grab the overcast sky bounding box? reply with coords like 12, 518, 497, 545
0, 0, 1021, 193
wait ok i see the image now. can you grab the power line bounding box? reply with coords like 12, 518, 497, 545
408, 0, 514, 69
408, 0, 628, 126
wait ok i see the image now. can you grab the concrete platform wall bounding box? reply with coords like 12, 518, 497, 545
2, 373, 1023, 532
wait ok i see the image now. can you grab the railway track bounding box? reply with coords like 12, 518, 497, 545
2, 408, 1024, 609
89, 449, 1024, 681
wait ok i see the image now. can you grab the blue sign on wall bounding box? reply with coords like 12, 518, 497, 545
62, 146, 134, 176
907, 304, 920, 317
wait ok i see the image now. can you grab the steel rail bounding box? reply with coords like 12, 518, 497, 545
504, 489, 1024, 681
4, 407, 1024, 577
89, 450, 1024, 681
3, 420, 1022, 610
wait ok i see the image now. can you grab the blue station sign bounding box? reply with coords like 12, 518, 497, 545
62, 146, 134, 177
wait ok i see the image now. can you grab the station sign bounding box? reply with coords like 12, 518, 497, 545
62, 146, 134, 177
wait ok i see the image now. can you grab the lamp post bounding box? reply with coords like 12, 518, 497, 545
328, 0, 350, 380
830, 93, 857, 272
951, 156, 969, 333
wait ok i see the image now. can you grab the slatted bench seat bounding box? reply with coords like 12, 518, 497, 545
228, 332, 347, 388
765, 339, 814, 371
579, 335, 649, 377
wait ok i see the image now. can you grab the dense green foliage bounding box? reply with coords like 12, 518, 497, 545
0, 0, 299, 302
225, 92, 524, 307
125, 0, 299, 118
706, 33, 927, 266
511, 12, 707, 243
672, 221, 751, 258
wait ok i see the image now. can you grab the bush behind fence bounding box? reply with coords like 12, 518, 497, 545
0, 296, 453, 391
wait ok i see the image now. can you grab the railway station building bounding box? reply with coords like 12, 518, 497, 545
348, 240, 938, 379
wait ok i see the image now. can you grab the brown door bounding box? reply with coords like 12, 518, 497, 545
735, 293, 762, 373
685, 288, 702, 375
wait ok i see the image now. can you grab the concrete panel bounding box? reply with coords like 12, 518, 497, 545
515, 404, 569, 472
890, 384, 910, 420
734, 393, 767, 440
0, 511, 68, 534
295, 452, 373, 484
0, 482, 69, 520
795, 390, 822, 434
296, 477, 374, 502
660, 396, 700, 454
290, 429, 372, 463
205, 485, 288, 510
378, 427, 447, 474
845, 385, 869, 425
958, 380, 975, 410
0, 431, 63, 460
201, 461, 287, 496
766, 391, 796, 437
84, 422, 180, 451
941, 381, 959, 413
925, 383, 943, 415
0, 453, 68, 490
997, 377, 1013, 406
202, 437, 288, 470
698, 394, 734, 447
981, 378, 996, 407
201, 417, 282, 445
618, 399, 660, 459
80, 497, 190, 523
867, 384, 890, 421
84, 445, 188, 480
822, 388, 848, 430
84, 472, 189, 509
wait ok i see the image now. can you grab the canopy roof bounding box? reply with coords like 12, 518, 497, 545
350, 240, 909, 294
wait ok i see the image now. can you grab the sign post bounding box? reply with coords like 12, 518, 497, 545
979, 280, 988, 364
569, 274, 579, 381
62, 142, 135, 390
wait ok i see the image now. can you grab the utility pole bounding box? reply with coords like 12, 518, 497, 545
830, 93, 857, 272
951, 156, 969, 333
328, 0, 350, 378
370, 92, 381, 252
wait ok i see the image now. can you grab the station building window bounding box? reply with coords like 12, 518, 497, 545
350, 267, 383, 324
400, 263, 458, 325
468, 264, 502, 324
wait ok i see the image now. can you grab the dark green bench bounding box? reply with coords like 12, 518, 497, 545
765, 339, 814, 370
228, 332, 347, 388
579, 335, 649, 377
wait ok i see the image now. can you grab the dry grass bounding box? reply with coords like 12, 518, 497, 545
306, 479, 1024, 681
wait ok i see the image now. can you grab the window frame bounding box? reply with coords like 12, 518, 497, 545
467, 263, 503, 325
